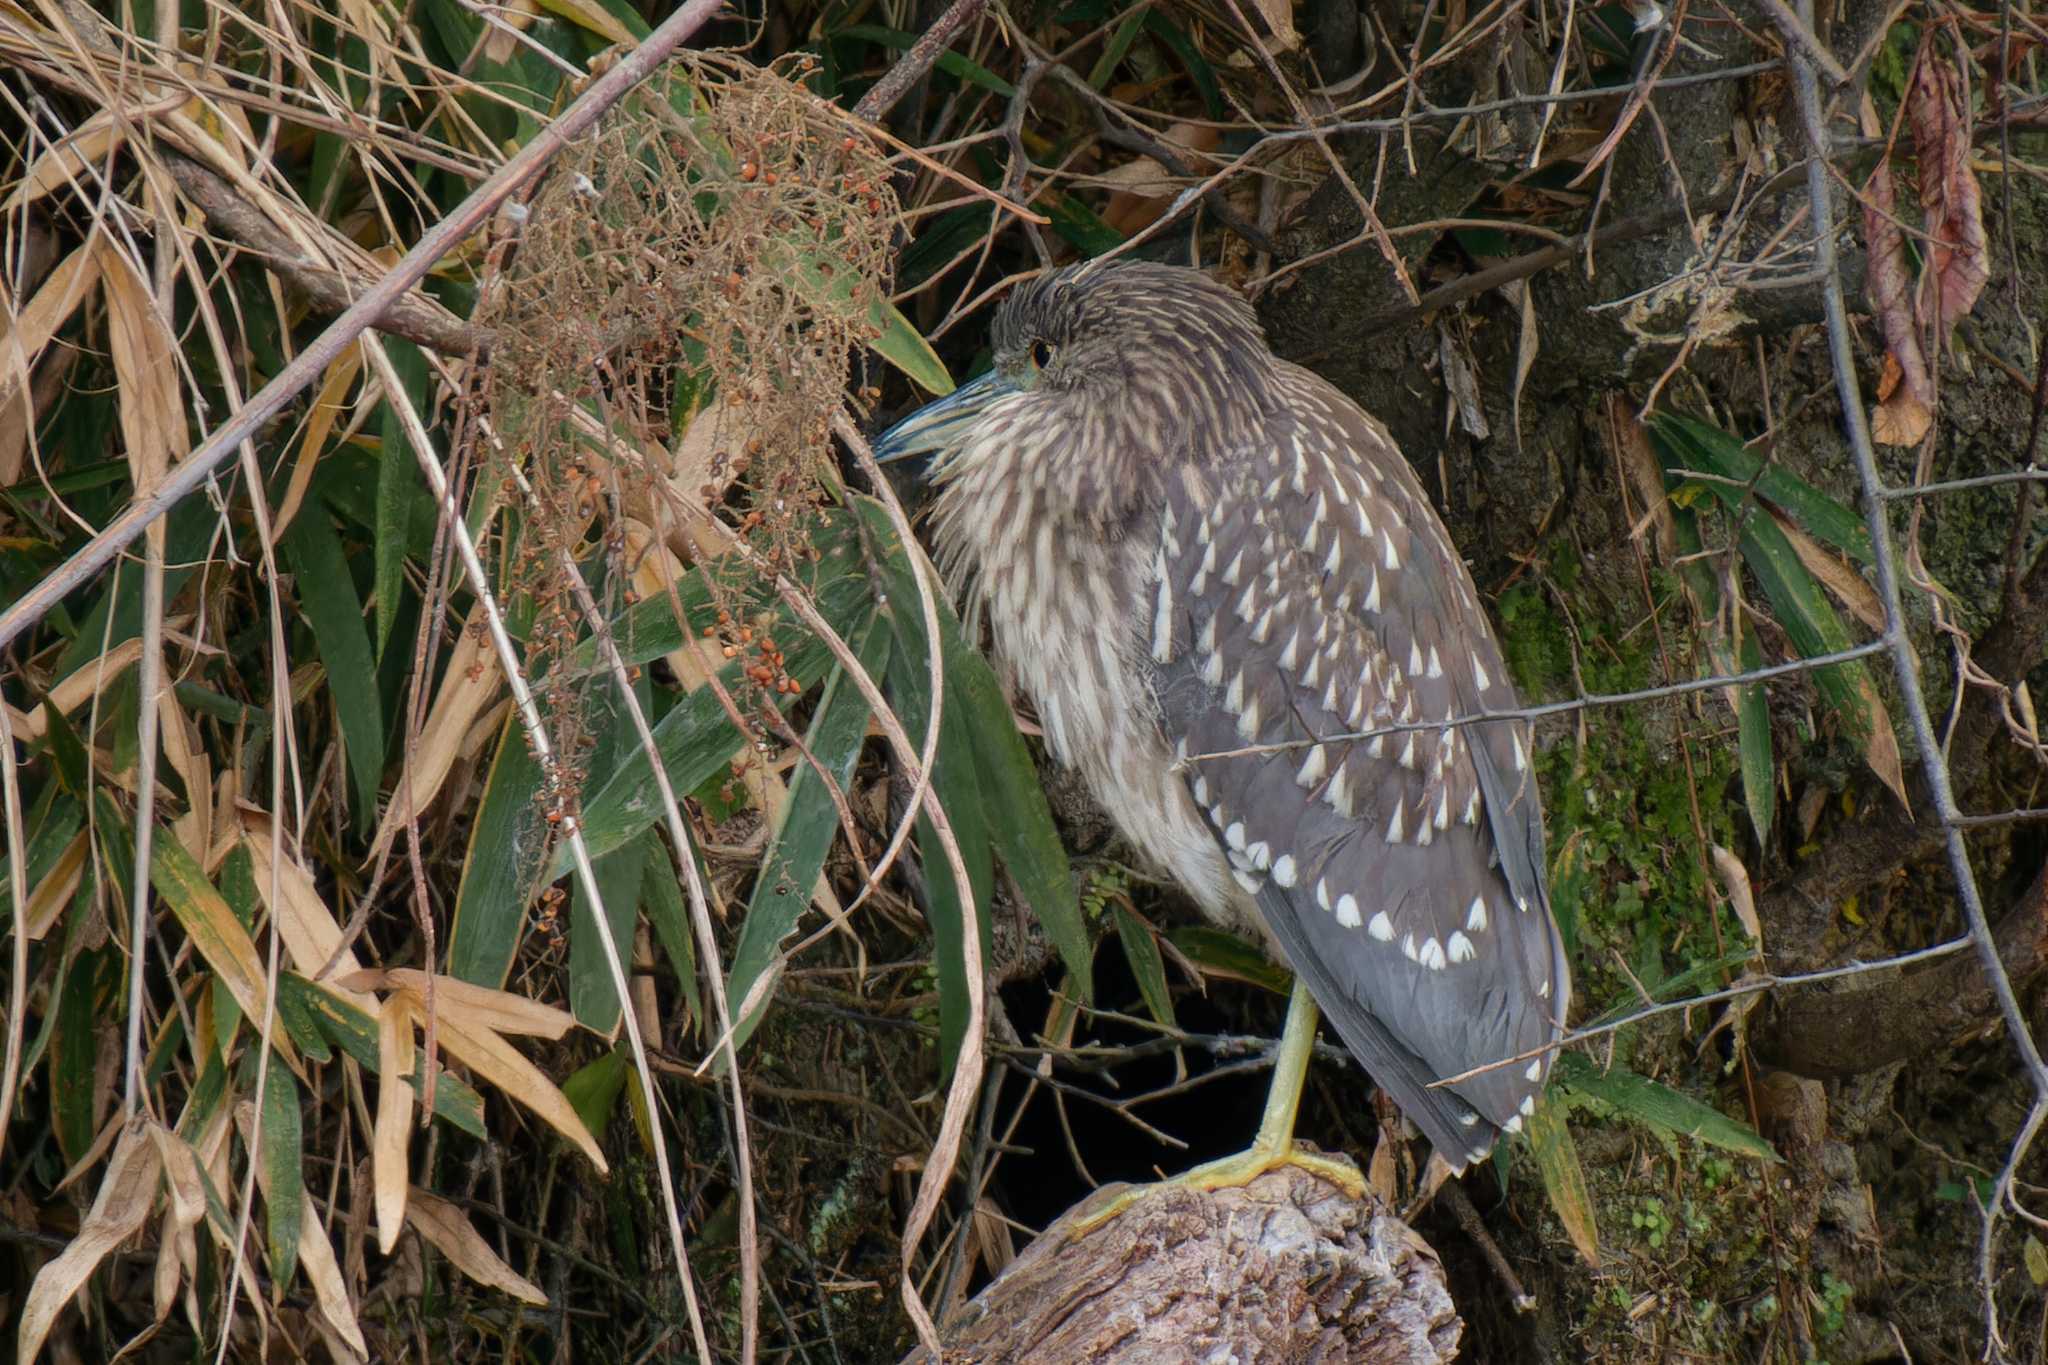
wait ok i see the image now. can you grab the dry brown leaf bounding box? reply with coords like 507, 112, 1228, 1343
406, 1189, 549, 1305
1252, 0, 1300, 52
272, 342, 366, 540
158, 684, 212, 871
369, 603, 501, 864
1099, 123, 1221, 237
94, 237, 188, 494
1871, 389, 1933, 447
422, 1008, 608, 1173
236, 812, 374, 1008
1770, 510, 1885, 632
478, 0, 542, 62
18, 1116, 162, 1363
355, 967, 576, 1041
22, 829, 86, 940
374, 997, 413, 1255
147, 1123, 207, 1332
4, 114, 121, 211
1606, 394, 1677, 559
1710, 844, 1762, 954
0, 241, 101, 412
1856, 673, 1910, 811
1908, 57, 1989, 330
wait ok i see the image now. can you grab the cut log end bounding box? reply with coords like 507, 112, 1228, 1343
906, 1155, 1463, 1364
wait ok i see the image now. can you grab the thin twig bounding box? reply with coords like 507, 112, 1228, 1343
1778, 6, 2048, 1347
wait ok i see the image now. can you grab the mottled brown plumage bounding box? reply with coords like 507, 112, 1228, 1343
877, 260, 1570, 1169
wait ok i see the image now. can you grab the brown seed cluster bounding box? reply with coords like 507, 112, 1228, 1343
461, 54, 896, 926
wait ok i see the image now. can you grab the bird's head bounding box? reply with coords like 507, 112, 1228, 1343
874, 261, 1279, 520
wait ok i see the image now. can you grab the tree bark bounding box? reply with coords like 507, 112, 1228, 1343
902, 1161, 1462, 1364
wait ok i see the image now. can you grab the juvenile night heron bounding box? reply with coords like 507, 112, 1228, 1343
877, 260, 1570, 1198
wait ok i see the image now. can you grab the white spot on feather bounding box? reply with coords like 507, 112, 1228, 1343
1466, 898, 1488, 933
1385, 802, 1405, 844
1367, 911, 1394, 942
1447, 931, 1476, 963
1272, 854, 1297, 888
1335, 894, 1362, 929
1296, 744, 1328, 787
1418, 937, 1446, 970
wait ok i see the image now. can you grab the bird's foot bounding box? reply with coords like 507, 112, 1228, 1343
1067, 1142, 1367, 1239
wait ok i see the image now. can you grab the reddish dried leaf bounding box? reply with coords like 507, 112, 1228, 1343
1861, 154, 1931, 413
1908, 57, 1989, 329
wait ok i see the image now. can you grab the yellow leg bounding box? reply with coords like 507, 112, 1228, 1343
1070, 979, 1365, 1237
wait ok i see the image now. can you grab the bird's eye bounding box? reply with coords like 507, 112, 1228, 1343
1029, 338, 1054, 369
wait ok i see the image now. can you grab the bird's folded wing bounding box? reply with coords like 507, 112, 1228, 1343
1145, 369, 1567, 1164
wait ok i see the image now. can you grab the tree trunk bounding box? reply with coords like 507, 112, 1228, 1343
903, 1161, 1463, 1364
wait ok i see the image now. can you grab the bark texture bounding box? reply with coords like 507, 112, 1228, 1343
904, 1162, 1462, 1364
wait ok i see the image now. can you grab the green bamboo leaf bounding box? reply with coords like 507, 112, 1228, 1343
51, 949, 103, 1163
563, 1047, 630, 1143
1166, 925, 1292, 996
568, 567, 874, 868
726, 612, 887, 1052
639, 834, 702, 1027
375, 338, 431, 658
887, 636, 994, 1077
445, 707, 551, 988
854, 496, 1093, 1001
1088, 9, 1147, 87
1554, 1053, 1780, 1162
282, 511, 385, 832
1647, 412, 1873, 566
570, 818, 648, 1033
1113, 904, 1175, 1028
1735, 507, 1870, 735
1142, 13, 1223, 116
834, 25, 1016, 96
260, 1060, 303, 1289
1731, 608, 1775, 843
1527, 1096, 1600, 1266
281, 974, 486, 1136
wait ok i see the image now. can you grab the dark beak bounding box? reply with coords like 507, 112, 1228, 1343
871, 370, 1010, 470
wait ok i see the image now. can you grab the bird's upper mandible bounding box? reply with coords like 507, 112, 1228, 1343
877, 259, 1572, 1169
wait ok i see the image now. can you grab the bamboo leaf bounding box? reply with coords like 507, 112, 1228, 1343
282, 975, 486, 1136
726, 612, 887, 1052
639, 834, 702, 1027
259, 1060, 303, 1289
1555, 1053, 1779, 1161
374, 338, 430, 659
446, 705, 552, 989
1526, 1097, 1600, 1266
1648, 412, 1873, 566
569, 818, 648, 1033
569, 567, 873, 867
281, 511, 385, 832
1113, 904, 1175, 1028
1166, 925, 1292, 996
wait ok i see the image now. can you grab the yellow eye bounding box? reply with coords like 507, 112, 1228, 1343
1030, 338, 1054, 369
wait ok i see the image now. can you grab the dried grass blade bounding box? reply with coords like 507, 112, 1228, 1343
373, 997, 413, 1254
17, 1115, 162, 1362
423, 1007, 608, 1173
406, 1188, 549, 1305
